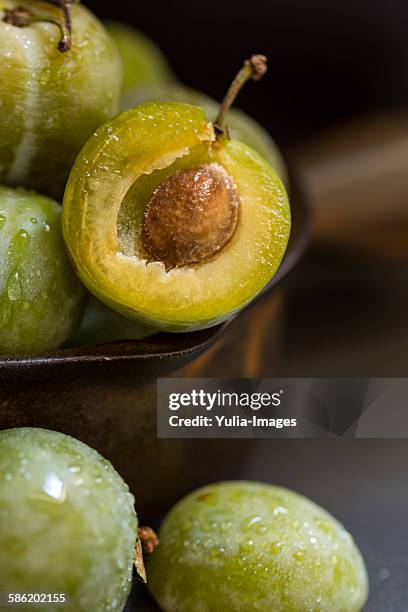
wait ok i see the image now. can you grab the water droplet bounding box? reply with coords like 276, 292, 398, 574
242, 515, 263, 531
7, 272, 22, 301
273, 506, 288, 516
0, 214, 6, 228
43, 473, 66, 502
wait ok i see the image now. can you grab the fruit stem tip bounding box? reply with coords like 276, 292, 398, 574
2, 0, 80, 52
134, 526, 159, 583
57, 0, 79, 52
214, 54, 268, 136
138, 526, 159, 554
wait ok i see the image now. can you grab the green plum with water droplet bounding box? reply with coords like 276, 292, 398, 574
148, 481, 369, 611
0, 0, 122, 199
0, 428, 138, 612
0, 186, 84, 355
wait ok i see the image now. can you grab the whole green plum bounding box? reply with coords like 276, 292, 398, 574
0, 0, 122, 199
106, 21, 174, 95
76, 294, 155, 346
0, 428, 138, 612
0, 186, 84, 355
122, 83, 287, 183
148, 481, 369, 611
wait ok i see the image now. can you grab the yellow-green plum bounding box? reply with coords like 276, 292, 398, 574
148, 481, 369, 612
62, 57, 291, 333
0, 428, 138, 612
106, 21, 174, 95
0, 0, 122, 199
0, 186, 84, 355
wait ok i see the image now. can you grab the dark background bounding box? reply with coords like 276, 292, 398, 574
88, 0, 408, 145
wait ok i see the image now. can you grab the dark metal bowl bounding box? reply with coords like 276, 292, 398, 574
0, 179, 310, 518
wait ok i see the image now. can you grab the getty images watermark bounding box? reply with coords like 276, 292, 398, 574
167, 388, 297, 431
157, 378, 408, 438
157, 379, 301, 438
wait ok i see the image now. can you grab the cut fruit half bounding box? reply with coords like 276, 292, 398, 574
63, 101, 291, 332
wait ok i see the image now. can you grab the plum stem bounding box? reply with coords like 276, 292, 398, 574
138, 526, 159, 554
214, 54, 268, 137
2, 1, 80, 52
56, 0, 79, 52
134, 526, 159, 584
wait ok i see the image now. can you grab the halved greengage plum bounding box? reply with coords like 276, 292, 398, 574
63, 56, 291, 332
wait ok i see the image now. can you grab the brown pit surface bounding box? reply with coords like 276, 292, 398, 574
142, 163, 240, 270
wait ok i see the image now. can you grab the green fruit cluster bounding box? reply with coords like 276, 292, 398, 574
0, 6, 369, 612
0, 0, 291, 353
0, 429, 369, 611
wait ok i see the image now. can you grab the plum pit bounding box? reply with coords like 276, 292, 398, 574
141, 163, 240, 269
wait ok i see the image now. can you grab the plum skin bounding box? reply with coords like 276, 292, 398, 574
0, 428, 137, 612
148, 481, 369, 612
0, 186, 84, 355
75, 294, 155, 346
0, 0, 122, 199
106, 21, 174, 95
122, 83, 288, 184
